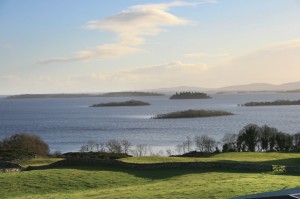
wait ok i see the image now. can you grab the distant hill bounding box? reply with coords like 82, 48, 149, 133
218, 81, 300, 92
145, 86, 211, 94
146, 81, 300, 93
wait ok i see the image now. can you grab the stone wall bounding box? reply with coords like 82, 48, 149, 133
0, 168, 21, 173
0, 161, 21, 173
286, 166, 300, 173
24, 158, 300, 173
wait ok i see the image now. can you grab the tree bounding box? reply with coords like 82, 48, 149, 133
120, 139, 131, 154
293, 133, 300, 152
275, 132, 293, 152
194, 135, 216, 153
260, 125, 273, 151
268, 127, 278, 151
105, 139, 122, 153
87, 140, 97, 152
183, 136, 193, 152
221, 133, 237, 152
0, 133, 49, 155
132, 144, 148, 156
237, 124, 260, 152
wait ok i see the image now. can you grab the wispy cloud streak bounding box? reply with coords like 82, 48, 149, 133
40, 1, 207, 64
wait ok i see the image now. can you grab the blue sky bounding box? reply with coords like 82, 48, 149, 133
1, 0, 300, 94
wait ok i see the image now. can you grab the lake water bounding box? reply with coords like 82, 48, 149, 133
0, 92, 300, 153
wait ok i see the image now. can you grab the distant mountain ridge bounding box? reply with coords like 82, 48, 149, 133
218, 81, 300, 92
146, 81, 300, 93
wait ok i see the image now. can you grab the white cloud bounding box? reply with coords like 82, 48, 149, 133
83, 1, 195, 45
38, 44, 140, 64
40, 1, 202, 64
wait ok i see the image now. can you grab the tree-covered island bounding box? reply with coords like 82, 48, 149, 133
90, 100, 150, 107
169, 92, 211, 99
153, 109, 233, 119
241, 99, 300, 106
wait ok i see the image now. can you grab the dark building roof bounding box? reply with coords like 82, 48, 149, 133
231, 188, 300, 199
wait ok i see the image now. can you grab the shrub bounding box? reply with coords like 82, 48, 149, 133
0, 133, 49, 156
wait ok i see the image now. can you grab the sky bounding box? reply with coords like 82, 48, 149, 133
1, 0, 300, 94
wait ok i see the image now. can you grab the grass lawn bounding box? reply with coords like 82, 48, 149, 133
0, 165, 299, 199
121, 152, 300, 166
1, 153, 299, 198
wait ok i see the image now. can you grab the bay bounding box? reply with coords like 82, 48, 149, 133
0, 92, 300, 153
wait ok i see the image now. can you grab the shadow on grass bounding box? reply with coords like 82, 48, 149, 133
24, 160, 274, 180
211, 158, 300, 167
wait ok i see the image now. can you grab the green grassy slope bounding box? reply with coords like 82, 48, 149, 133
121, 152, 300, 166
1, 153, 300, 199
0, 165, 299, 199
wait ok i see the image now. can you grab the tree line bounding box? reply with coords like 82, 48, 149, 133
175, 124, 300, 154
79, 139, 158, 157
1, 123, 299, 158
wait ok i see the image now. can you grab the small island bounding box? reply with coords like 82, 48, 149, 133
241, 99, 300, 106
153, 109, 233, 119
169, 92, 211, 99
90, 100, 150, 107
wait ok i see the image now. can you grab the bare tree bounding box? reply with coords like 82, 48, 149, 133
106, 139, 122, 153
155, 150, 164, 156
80, 145, 88, 152
175, 144, 183, 154
165, 149, 173, 156
87, 140, 97, 152
120, 139, 131, 154
132, 144, 148, 156
194, 135, 216, 153
184, 136, 193, 152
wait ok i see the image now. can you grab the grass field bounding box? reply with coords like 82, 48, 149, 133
121, 152, 300, 166
18, 158, 64, 167
0, 153, 299, 199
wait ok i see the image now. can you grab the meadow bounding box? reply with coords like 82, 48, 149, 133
1, 152, 300, 199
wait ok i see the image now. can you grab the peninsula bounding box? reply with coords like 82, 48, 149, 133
169, 92, 211, 99
6, 92, 163, 99
90, 100, 150, 107
242, 99, 300, 106
153, 109, 233, 119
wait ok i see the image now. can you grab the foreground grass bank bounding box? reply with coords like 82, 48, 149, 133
1, 152, 300, 199
1, 165, 299, 199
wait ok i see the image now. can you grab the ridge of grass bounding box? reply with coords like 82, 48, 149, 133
120, 152, 300, 166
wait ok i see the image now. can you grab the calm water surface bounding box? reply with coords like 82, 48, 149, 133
1, 93, 300, 153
